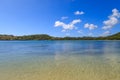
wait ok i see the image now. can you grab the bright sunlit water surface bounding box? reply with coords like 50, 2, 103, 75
0, 40, 120, 80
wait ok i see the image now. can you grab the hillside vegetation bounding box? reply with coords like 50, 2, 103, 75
0, 32, 120, 40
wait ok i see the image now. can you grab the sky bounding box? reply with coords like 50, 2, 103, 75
0, 0, 120, 37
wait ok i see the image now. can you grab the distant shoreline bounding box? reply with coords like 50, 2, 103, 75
0, 32, 120, 40
0, 40, 120, 41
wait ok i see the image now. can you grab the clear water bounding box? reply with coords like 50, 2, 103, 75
0, 40, 120, 80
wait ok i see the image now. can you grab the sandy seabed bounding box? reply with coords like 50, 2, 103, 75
0, 55, 120, 80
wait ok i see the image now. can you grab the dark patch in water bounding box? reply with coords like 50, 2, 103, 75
29, 45, 49, 48
117, 61, 120, 63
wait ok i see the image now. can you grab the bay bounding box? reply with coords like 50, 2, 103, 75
0, 40, 120, 80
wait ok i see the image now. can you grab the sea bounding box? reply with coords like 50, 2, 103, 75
0, 40, 120, 80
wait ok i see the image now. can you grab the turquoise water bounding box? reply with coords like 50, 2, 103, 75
0, 40, 120, 80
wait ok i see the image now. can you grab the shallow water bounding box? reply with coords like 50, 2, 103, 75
0, 40, 120, 80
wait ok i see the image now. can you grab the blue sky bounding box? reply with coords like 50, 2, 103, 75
0, 0, 120, 37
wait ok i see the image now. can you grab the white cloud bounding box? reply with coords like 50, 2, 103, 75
102, 8, 120, 30
61, 16, 68, 20
77, 30, 83, 33
54, 21, 65, 27
71, 19, 81, 24
74, 11, 84, 15
111, 8, 120, 18
84, 23, 98, 30
102, 31, 111, 36
54, 19, 81, 31
103, 17, 118, 30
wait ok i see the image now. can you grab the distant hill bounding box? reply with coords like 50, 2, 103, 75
106, 32, 120, 40
0, 32, 120, 40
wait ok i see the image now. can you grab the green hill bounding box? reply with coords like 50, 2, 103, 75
106, 32, 120, 40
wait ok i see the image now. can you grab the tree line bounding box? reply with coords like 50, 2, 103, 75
0, 32, 120, 40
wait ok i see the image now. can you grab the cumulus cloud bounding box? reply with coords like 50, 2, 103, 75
71, 19, 81, 24
102, 31, 111, 36
61, 16, 68, 20
111, 8, 120, 18
102, 8, 120, 30
54, 21, 64, 27
54, 19, 81, 31
84, 23, 98, 30
74, 11, 84, 15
